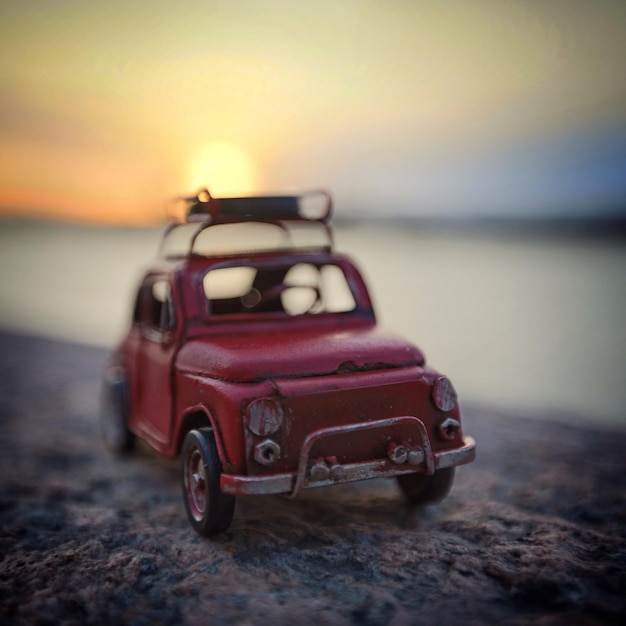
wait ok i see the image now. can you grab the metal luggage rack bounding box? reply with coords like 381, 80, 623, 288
160, 188, 334, 259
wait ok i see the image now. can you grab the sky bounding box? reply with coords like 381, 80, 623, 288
1, 0, 626, 224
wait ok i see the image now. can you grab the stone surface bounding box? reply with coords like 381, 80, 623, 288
0, 331, 625, 625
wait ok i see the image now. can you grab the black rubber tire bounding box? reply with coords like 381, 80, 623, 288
100, 367, 135, 454
397, 467, 455, 506
181, 428, 235, 536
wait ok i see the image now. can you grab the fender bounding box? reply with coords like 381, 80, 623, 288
175, 403, 233, 472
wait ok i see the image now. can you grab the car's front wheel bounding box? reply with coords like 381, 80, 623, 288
181, 428, 235, 536
396, 467, 455, 505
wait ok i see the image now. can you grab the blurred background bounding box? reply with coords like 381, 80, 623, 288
1, 1, 625, 424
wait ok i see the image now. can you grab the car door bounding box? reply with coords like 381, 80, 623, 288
133, 275, 177, 450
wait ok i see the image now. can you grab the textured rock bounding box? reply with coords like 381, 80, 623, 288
0, 331, 624, 625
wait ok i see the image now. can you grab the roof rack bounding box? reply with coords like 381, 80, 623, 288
160, 189, 334, 259
174, 188, 332, 224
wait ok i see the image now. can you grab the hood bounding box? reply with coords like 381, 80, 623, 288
176, 326, 424, 382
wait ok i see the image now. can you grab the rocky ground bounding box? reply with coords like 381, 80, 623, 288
0, 330, 625, 625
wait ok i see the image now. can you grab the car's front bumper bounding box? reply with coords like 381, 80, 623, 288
221, 428, 476, 498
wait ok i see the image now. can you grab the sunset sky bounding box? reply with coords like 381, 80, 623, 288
1, 0, 625, 224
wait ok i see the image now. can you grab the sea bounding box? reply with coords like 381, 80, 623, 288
1, 218, 624, 426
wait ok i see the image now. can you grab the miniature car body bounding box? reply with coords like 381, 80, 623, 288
101, 189, 475, 536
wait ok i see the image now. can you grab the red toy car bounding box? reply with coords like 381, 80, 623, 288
101, 189, 475, 536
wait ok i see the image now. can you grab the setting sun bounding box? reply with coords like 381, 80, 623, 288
188, 142, 258, 198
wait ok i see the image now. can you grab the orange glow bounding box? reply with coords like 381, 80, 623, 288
0, 138, 172, 224
188, 143, 258, 198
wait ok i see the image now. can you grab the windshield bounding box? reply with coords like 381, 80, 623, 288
202, 261, 357, 317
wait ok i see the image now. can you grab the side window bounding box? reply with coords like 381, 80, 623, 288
132, 287, 143, 324
136, 278, 174, 336
152, 280, 172, 330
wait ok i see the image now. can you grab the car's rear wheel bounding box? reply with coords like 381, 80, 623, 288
181, 428, 235, 536
100, 367, 135, 454
396, 467, 455, 505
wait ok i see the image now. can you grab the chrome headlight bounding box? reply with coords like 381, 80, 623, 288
245, 397, 284, 436
432, 376, 457, 412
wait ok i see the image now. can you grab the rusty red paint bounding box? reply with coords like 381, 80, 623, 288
100, 190, 476, 536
